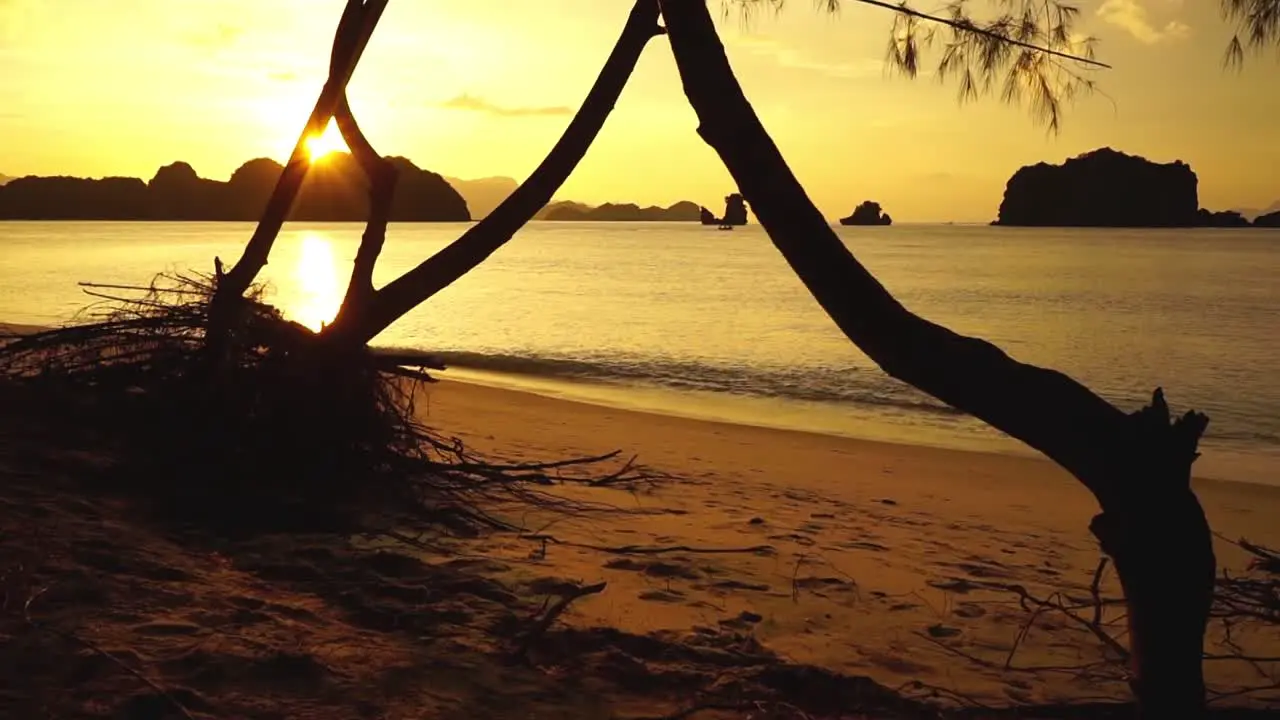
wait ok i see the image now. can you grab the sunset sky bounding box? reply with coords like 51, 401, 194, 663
1, 0, 1275, 221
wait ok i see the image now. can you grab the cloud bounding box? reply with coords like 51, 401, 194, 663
728, 35, 884, 80
1096, 0, 1190, 44
181, 22, 246, 54
439, 94, 572, 118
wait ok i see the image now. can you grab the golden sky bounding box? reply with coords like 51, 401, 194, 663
1, 0, 1276, 221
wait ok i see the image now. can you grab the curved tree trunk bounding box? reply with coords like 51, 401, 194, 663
321, 0, 664, 346
217, 0, 389, 301
330, 95, 398, 326
205, 0, 387, 375
657, 1, 1214, 716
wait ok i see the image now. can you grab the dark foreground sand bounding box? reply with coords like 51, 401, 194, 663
1, 373, 1277, 718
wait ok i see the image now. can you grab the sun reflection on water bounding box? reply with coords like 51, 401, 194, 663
288, 234, 342, 331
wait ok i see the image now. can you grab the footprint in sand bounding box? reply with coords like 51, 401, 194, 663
704, 579, 771, 592
132, 620, 203, 636
767, 532, 816, 547
603, 557, 701, 580
948, 561, 1011, 580
926, 623, 962, 638
794, 576, 856, 593
638, 589, 686, 603
718, 610, 763, 630
927, 577, 979, 594
952, 602, 987, 619
527, 577, 590, 596
838, 540, 888, 552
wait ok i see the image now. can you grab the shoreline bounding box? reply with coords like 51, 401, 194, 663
439, 366, 1275, 491
427, 376, 1280, 533
6, 318, 1275, 489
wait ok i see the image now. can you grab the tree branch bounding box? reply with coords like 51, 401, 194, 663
853, 0, 1109, 68
324, 0, 664, 345
332, 95, 397, 321
218, 0, 389, 300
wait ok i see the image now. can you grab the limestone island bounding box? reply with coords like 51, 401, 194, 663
700, 193, 749, 228
993, 147, 1267, 228
0, 154, 470, 221
1254, 210, 1280, 228
839, 201, 893, 226
536, 200, 703, 222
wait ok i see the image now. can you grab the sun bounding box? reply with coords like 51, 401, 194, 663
304, 118, 349, 162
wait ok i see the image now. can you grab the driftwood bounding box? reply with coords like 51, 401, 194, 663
656, 1, 1216, 716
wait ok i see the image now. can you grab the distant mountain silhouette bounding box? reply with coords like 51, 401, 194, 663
0, 174, 12, 186
537, 200, 703, 222
443, 176, 518, 219
839, 201, 893, 226
534, 201, 591, 220
1231, 200, 1280, 222
1256, 211, 1280, 228
535, 198, 588, 219
0, 155, 470, 221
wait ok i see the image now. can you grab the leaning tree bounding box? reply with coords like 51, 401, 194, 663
7, 0, 1274, 709
214, 0, 1279, 347
0, 0, 672, 534
211, 0, 667, 352
653, 0, 1278, 717
206, 5, 1277, 712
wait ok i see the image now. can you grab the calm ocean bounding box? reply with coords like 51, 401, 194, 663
2, 221, 1277, 486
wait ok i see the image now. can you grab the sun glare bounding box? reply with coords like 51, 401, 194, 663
290, 234, 342, 331
304, 119, 349, 162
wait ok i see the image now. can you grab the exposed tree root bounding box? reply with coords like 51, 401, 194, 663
0, 273, 661, 538
919, 545, 1280, 706
511, 580, 608, 663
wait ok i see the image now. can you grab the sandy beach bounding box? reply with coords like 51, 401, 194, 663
3, 365, 1278, 717
421, 379, 1280, 706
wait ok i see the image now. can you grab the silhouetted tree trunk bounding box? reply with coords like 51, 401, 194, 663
321, 0, 664, 346
330, 95, 398, 327
205, 0, 386, 374
657, 1, 1214, 716
216, 0, 388, 300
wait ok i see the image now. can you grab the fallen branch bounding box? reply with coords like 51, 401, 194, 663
511, 581, 607, 663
